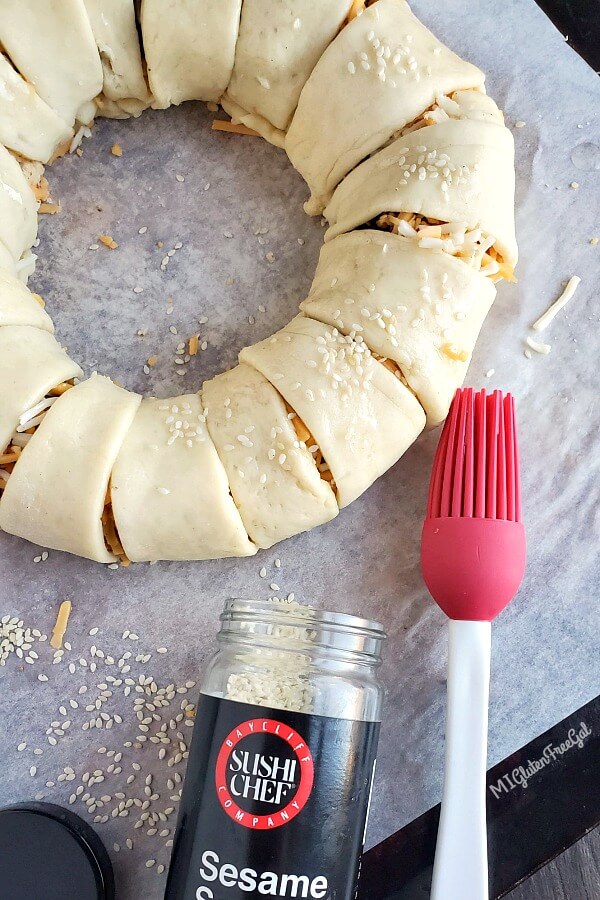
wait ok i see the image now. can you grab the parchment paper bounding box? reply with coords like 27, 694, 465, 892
1, 1, 599, 896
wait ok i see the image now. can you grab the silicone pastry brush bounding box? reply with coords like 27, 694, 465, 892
421, 388, 526, 900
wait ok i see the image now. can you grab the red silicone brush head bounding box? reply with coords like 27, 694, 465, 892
421, 388, 526, 621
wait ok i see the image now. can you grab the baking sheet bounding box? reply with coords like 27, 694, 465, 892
1, 1, 599, 895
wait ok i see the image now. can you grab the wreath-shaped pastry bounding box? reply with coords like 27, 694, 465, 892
0, 0, 516, 564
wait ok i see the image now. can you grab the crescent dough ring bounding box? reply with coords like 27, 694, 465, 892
301, 230, 496, 426
0, 269, 54, 332
0, 374, 141, 562
285, 0, 484, 214
222, 0, 353, 146
83, 0, 151, 108
240, 315, 426, 508
0, 0, 103, 126
140, 0, 243, 107
0, 144, 38, 264
203, 363, 338, 549
110, 394, 256, 562
324, 117, 517, 272
0, 326, 82, 453
0, 52, 73, 163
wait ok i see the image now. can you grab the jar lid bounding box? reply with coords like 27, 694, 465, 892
0, 802, 115, 900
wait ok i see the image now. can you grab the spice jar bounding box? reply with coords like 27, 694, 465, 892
165, 599, 386, 900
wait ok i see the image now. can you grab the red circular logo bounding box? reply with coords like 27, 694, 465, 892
215, 718, 314, 830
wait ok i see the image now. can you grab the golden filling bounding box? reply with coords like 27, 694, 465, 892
376, 355, 404, 380
374, 355, 429, 395
374, 211, 515, 283
0, 379, 129, 565
396, 88, 501, 138
284, 402, 336, 488
102, 488, 130, 567
0, 381, 75, 495
345, 0, 378, 26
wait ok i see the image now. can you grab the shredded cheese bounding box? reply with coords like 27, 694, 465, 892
526, 336, 551, 355
39, 202, 60, 215
532, 276, 581, 331
49, 381, 75, 396
211, 120, 259, 137
188, 334, 199, 356
0, 447, 20, 465
99, 234, 118, 250
48, 139, 71, 164
347, 0, 367, 21
50, 600, 72, 650
111, 143, 123, 157
146, 355, 158, 367
375, 211, 514, 281
32, 293, 45, 308
441, 343, 469, 362
32, 177, 50, 202
283, 401, 336, 490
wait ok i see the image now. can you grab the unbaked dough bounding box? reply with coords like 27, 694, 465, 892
203, 363, 338, 548
0, 374, 140, 562
286, 0, 484, 213
140, 0, 243, 106
0, 0, 517, 564
111, 393, 256, 561
240, 315, 426, 507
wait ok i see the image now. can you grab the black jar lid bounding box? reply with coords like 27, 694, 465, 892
0, 802, 115, 900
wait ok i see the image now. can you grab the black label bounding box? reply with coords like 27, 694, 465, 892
165, 694, 380, 900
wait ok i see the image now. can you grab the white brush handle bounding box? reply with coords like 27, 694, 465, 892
431, 620, 491, 900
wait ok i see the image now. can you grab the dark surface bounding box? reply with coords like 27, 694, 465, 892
0, 803, 115, 900
505, 828, 600, 900
535, 0, 600, 71
359, 696, 600, 899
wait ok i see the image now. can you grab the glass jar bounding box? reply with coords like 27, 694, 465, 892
165, 599, 386, 900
